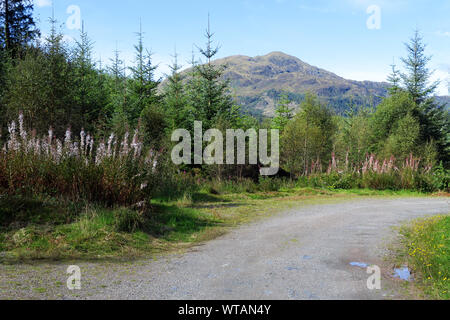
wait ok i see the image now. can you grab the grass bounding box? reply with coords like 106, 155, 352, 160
393, 215, 450, 300
0, 187, 439, 263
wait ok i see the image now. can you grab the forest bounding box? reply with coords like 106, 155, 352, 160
0, 1, 449, 260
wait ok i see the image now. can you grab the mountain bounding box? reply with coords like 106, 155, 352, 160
169, 51, 448, 118
209, 52, 389, 117
436, 96, 450, 110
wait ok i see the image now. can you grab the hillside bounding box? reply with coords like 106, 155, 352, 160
209, 52, 389, 117
170, 52, 448, 118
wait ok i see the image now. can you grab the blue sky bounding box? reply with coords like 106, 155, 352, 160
33, 0, 450, 95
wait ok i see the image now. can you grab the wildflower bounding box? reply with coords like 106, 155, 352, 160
64, 128, 72, 148
7, 121, 19, 151
120, 132, 130, 157
107, 133, 115, 157
80, 129, 86, 153
18, 112, 27, 142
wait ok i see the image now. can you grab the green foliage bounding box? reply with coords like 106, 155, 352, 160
0, 0, 39, 54
163, 52, 190, 131
5, 19, 79, 136
400, 30, 450, 165
113, 208, 145, 233
281, 93, 336, 176
72, 25, 109, 133
398, 215, 450, 300
430, 162, 450, 192
186, 19, 238, 130
272, 92, 294, 132
127, 25, 161, 125
335, 105, 372, 167
387, 62, 402, 95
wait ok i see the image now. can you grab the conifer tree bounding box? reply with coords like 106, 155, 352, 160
0, 0, 39, 55
401, 30, 449, 164
387, 61, 402, 95
189, 16, 237, 129
272, 92, 294, 133
128, 23, 161, 125
6, 16, 75, 135
401, 31, 438, 105
73, 22, 108, 131
163, 50, 191, 130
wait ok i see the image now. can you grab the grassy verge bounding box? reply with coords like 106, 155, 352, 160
0, 188, 434, 263
393, 215, 450, 300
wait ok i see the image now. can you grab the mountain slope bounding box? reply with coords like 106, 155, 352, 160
171, 51, 447, 118
211, 52, 388, 117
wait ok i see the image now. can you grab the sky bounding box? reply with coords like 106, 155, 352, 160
33, 0, 450, 95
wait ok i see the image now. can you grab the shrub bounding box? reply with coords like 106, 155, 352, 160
0, 114, 161, 207
399, 215, 450, 299
113, 208, 146, 233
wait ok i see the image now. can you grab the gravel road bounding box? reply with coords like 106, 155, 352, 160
1, 197, 448, 300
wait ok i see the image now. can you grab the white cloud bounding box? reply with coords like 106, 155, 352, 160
34, 0, 52, 8
345, 0, 407, 11
436, 30, 450, 38
431, 69, 450, 96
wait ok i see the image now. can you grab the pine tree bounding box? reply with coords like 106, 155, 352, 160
72, 22, 109, 132
0, 0, 39, 55
128, 23, 161, 125
6, 16, 74, 135
401, 30, 438, 105
387, 61, 402, 95
272, 92, 294, 132
163, 50, 191, 130
189, 16, 237, 129
401, 30, 449, 165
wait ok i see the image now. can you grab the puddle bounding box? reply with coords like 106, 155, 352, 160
286, 266, 300, 271
393, 267, 411, 281
350, 262, 369, 268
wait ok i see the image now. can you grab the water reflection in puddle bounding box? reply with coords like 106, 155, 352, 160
393, 267, 411, 281
349, 262, 369, 268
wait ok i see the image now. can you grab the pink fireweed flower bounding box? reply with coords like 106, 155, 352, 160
7, 121, 19, 151
107, 133, 115, 157
18, 112, 27, 142
80, 129, 86, 153
64, 128, 72, 148
55, 139, 63, 163
131, 130, 142, 159
89, 137, 94, 157
96, 140, 106, 164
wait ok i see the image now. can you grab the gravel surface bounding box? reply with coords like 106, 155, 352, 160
1, 197, 448, 300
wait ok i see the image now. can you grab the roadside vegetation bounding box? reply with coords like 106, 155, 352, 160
0, 187, 428, 263
394, 215, 450, 300
0, 2, 449, 263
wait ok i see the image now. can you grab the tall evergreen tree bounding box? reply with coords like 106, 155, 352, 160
107, 46, 129, 136
189, 16, 237, 129
0, 0, 39, 55
6, 16, 75, 135
73, 22, 108, 132
128, 23, 161, 125
401, 30, 449, 164
272, 92, 294, 133
387, 61, 402, 95
401, 30, 438, 105
163, 50, 191, 130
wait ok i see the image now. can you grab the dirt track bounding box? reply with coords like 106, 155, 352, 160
0, 197, 448, 300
